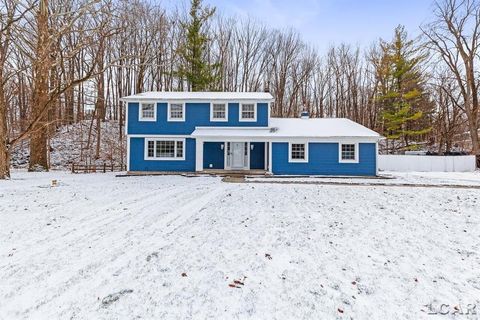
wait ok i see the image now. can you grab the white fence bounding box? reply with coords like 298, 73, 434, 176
378, 155, 477, 172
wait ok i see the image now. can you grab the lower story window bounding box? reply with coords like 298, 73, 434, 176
340, 143, 358, 163
146, 139, 185, 160
289, 143, 308, 162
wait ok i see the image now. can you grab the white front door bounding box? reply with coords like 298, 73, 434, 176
231, 142, 245, 169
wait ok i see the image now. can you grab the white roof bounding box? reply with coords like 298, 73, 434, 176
269, 118, 380, 138
192, 118, 381, 140
120, 91, 273, 102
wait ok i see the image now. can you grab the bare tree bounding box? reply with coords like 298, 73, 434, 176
422, 0, 480, 155
0, 0, 34, 178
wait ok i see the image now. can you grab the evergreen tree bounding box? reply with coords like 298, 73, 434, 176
177, 0, 219, 91
375, 25, 432, 151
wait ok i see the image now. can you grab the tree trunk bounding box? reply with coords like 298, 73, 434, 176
95, 40, 105, 160
29, 0, 51, 171
466, 116, 479, 155
0, 70, 10, 179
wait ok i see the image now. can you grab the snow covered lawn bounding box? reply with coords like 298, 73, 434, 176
1, 171, 479, 319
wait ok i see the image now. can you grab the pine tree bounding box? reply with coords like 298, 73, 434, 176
177, 0, 219, 91
376, 25, 432, 151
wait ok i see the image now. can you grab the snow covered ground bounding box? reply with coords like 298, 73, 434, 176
247, 171, 480, 187
11, 120, 125, 170
1, 170, 480, 319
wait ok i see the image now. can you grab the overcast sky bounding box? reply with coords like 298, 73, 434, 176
167, 0, 436, 52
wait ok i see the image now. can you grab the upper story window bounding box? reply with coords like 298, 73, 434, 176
139, 102, 156, 121
339, 143, 359, 163
145, 138, 185, 160
211, 103, 228, 121
289, 142, 308, 163
168, 102, 185, 121
240, 103, 256, 121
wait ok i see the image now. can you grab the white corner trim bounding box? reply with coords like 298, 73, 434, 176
144, 137, 186, 161
239, 102, 257, 122
138, 101, 157, 122
288, 141, 309, 163
210, 102, 229, 122
126, 135, 130, 171
125, 102, 129, 135
167, 102, 186, 122
195, 139, 204, 171
338, 142, 359, 164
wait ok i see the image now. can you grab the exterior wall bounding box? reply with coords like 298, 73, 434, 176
203, 142, 224, 169
250, 142, 265, 170
272, 142, 376, 176
129, 137, 196, 172
128, 102, 269, 135
378, 155, 476, 172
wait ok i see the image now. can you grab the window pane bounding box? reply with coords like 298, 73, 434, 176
156, 141, 175, 158
341, 144, 355, 160
141, 103, 155, 119
241, 104, 255, 119
291, 144, 305, 160
170, 104, 183, 119
147, 140, 154, 157
212, 104, 226, 119
176, 141, 183, 158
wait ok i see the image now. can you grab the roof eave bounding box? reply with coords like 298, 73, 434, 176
119, 97, 274, 103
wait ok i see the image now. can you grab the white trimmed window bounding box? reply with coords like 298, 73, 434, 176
168, 102, 185, 121
339, 143, 359, 163
145, 138, 185, 160
211, 103, 228, 121
289, 142, 308, 163
240, 103, 256, 121
139, 102, 156, 121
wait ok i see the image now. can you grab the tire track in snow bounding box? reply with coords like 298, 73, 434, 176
0, 179, 230, 319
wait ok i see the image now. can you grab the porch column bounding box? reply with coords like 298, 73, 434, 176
268, 141, 273, 174
195, 138, 204, 172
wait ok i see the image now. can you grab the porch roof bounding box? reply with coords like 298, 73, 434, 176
192, 127, 273, 139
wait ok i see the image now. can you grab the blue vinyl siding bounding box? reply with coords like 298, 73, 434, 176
250, 142, 265, 170
272, 142, 376, 176
203, 142, 224, 169
129, 137, 196, 172
128, 102, 269, 135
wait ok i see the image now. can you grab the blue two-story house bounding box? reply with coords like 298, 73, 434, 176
121, 92, 381, 176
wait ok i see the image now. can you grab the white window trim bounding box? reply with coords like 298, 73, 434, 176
339, 142, 359, 163
288, 142, 309, 163
239, 102, 257, 122
210, 102, 229, 122
167, 102, 185, 122
138, 101, 157, 122
144, 137, 186, 161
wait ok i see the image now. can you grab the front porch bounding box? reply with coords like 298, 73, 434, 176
202, 169, 269, 176
191, 126, 274, 173
195, 140, 271, 172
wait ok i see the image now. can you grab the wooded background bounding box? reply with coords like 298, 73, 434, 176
1, 0, 479, 178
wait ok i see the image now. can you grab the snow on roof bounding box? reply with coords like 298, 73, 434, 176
192, 118, 381, 139
269, 118, 380, 138
120, 91, 274, 101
